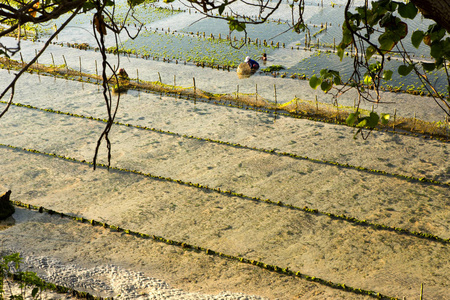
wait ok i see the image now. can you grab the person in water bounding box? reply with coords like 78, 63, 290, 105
245, 56, 259, 72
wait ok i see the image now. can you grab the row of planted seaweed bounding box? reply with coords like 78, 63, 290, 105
4, 126, 447, 299
1, 134, 449, 245
15, 1, 448, 99
1, 97, 449, 188
1, 96, 447, 298
1, 3, 446, 299
4, 198, 411, 300
1, 55, 449, 141
47, 26, 449, 98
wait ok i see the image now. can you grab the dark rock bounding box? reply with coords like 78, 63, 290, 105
0, 190, 15, 220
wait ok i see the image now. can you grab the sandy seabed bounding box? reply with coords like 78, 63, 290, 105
0, 29, 449, 299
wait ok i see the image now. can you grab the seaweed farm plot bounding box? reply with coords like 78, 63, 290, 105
120, 29, 268, 67
1, 61, 450, 299
1, 0, 450, 299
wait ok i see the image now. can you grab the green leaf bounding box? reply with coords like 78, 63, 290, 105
320, 80, 332, 92
379, 12, 394, 28
398, 64, 414, 76
367, 112, 380, 128
227, 18, 245, 32
383, 69, 393, 81
309, 75, 321, 89
218, 3, 226, 15
356, 118, 368, 128
411, 30, 424, 48
430, 42, 442, 59
337, 45, 345, 61
346, 112, 360, 126
398, 2, 418, 19
380, 113, 390, 125
422, 62, 435, 72
329, 70, 340, 77
235, 22, 245, 32
363, 75, 373, 85
378, 31, 396, 54
334, 75, 341, 85
366, 45, 377, 60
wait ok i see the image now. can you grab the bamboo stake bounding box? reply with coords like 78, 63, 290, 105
255, 84, 258, 102
193, 77, 196, 104
136, 69, 139, 84
420, 283, 423, 300
51, 53, 55, 66
79, 56, 82, 77
315, 95, 318, 112
236, 84, 239, 99
158, 72, 162, 83
393, 108, 397, 131
173, 75, 176, 87
62, 55, 68, 70
274, 84, 277, 105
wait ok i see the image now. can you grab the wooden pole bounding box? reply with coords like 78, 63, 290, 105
158, 72, 162, 83
393, 108, 397, 131
51, 53, 55, 66
274, 84, 277, 106
79, 56, 82, 77
193, 77, 196, 104
62, 55, 68, 69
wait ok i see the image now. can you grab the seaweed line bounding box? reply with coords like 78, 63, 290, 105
1, 143, 448, 245
10, 200, 400, 300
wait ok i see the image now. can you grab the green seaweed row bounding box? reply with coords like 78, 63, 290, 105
1, 143, 448, 245
1, 59, 448, 143
3, 99, 449, 189
10, 200, 399, 300
8, 270, 112, 299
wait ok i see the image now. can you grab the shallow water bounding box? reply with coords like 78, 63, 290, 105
0, 0, 448, 106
